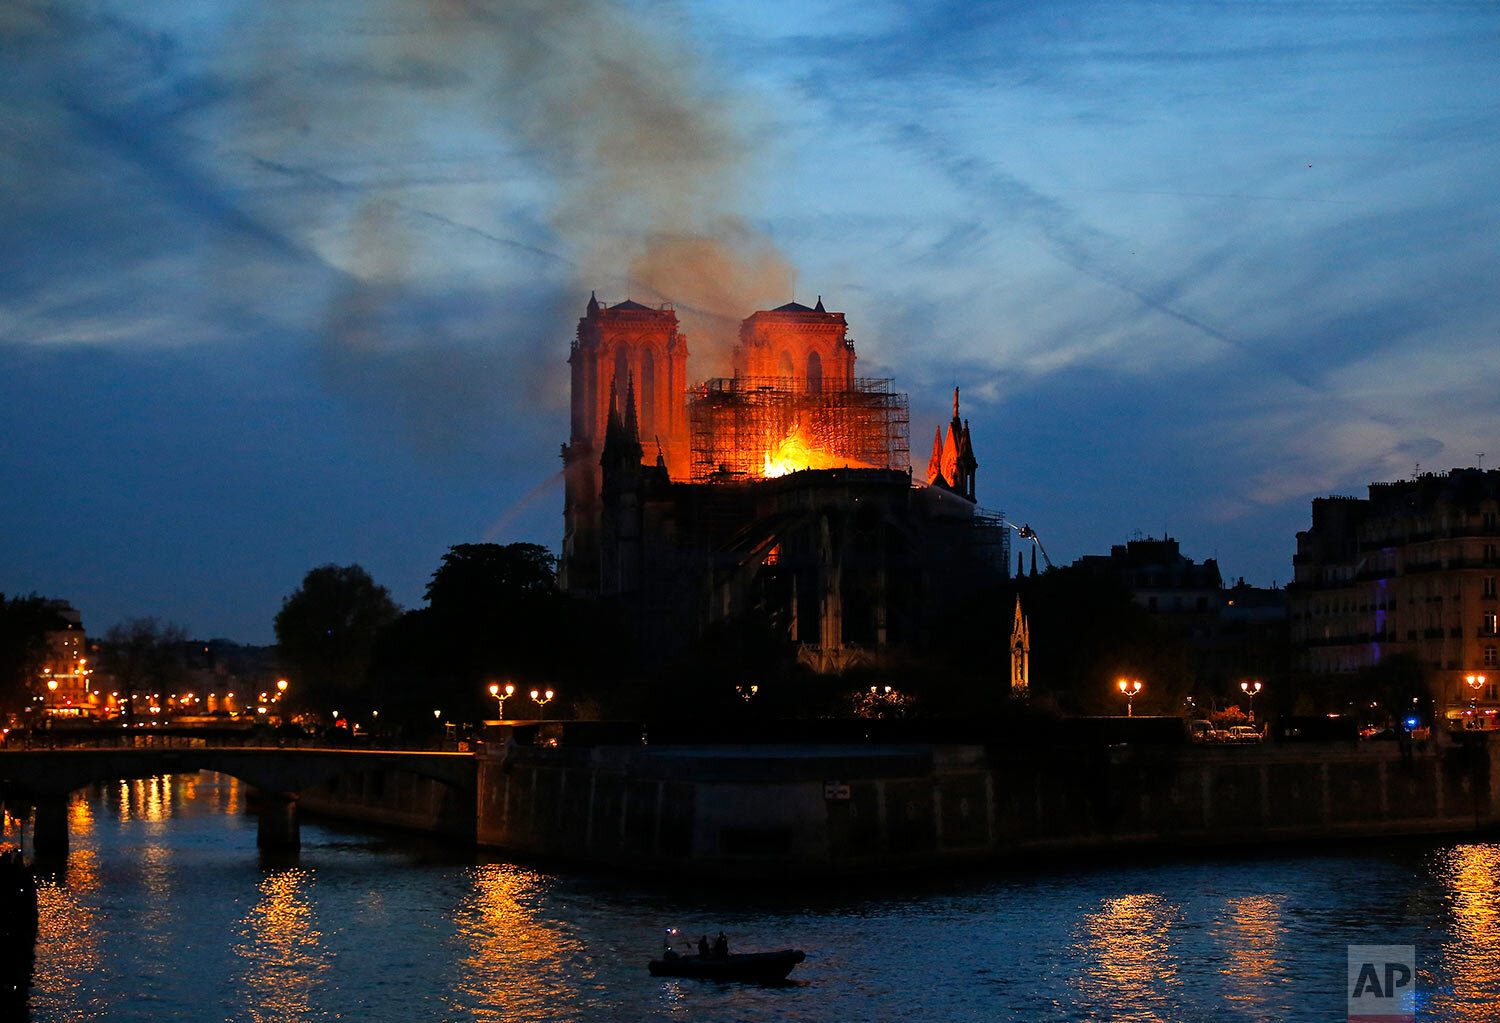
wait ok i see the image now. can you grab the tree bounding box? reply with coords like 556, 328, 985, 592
407, 543, 565, 723
100, 618, 189, 723
274, 564, 400, 716
425, 542, 556, 610
0, 593, 61, 721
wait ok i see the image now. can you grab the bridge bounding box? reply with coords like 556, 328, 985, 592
0, 742, 478, 857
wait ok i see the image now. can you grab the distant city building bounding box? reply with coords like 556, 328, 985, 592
1289, 468, 1500, 727
1073, 536, 1288, 688
1074, 535, 1224, 623
38, 600, 97, 717
176, 639, 281, 717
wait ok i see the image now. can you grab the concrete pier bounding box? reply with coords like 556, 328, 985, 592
255, 793, 300, 850
32, 796, 69, 861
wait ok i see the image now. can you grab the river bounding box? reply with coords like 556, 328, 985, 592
3, 771, 1498, 1021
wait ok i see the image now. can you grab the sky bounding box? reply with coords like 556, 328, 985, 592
2, 0, 1497, 644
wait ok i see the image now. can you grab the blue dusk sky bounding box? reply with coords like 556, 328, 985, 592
3, 1, 1497, 644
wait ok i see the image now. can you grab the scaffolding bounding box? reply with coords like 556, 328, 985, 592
687, 376, 910, 483
972, 509, 1014, 576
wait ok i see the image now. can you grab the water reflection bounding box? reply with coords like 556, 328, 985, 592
234, 869, 329, 1022
16, 774, 1500, 1023
453, 864, 594, 1020
1212, 894, 1285, 1011
1074, 892, 1183, 1021
1431, 844, 1500, 1020
32, 869, 102, 1016
113, 777, 177, 826
67, 797, 93, 838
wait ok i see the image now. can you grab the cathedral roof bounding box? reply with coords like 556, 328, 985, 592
609, 299, 655, 311
771, 301, 815, 313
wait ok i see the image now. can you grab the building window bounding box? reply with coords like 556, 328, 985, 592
1486, 577, 1497, 599
1486, 647, 1498, 668
639, 347, 655, 438
1485, 613, 1499, 637
614, 347, 629, 399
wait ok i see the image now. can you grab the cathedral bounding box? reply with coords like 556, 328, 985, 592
560, 294, 1008, 672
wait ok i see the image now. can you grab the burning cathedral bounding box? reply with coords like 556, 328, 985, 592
561, 294, 1009, 673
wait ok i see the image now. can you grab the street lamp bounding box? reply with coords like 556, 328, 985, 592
488, 682, 515, 718
1467, 673, 1487, 716
1240, 680, 1263, 723
530, 688, 554, 715
737, 684, 759, 701
1117, 678, 1143, 716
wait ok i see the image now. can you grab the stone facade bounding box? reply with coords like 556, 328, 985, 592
1290, 469, 1500, 725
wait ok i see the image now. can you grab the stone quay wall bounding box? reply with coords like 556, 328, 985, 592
470, 736, 1500, 877
289, 735, 1500, 876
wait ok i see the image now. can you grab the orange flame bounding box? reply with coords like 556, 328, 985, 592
763, 425, 846, 478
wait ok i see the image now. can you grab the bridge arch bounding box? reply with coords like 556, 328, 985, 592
0, 746, 477, 856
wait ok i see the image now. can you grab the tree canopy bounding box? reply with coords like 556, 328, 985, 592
0, 593, 64, 719
424, 542, 556, 610
100, 617, 188, 722
274, 564, 400, 713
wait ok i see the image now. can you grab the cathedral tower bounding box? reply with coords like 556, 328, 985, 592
732, 298, 855, 391
562, 294, 688, 595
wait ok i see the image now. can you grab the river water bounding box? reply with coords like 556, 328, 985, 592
4, 771, 1499, 1022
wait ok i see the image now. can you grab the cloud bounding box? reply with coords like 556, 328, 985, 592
0, 0, 811, 455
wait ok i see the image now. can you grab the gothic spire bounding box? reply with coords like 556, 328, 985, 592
604, 377, 622, 448
624, 371, 640, 443
926, 427, 946, 485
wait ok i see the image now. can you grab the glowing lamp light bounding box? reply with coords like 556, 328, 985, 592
488, 682, 516, 718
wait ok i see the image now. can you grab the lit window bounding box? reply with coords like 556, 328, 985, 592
1486, 613, 1500, 636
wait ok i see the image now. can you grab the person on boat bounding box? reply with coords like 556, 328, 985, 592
713, 932, 728, 958
697, 935, 710, 958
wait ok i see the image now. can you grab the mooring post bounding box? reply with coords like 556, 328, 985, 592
256, 792, 300, 850
33, 795, 70, 860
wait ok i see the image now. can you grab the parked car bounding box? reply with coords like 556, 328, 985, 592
1227, 725, 1263, 744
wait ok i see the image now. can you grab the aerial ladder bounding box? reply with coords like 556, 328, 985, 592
1009, 522, 1054, 570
